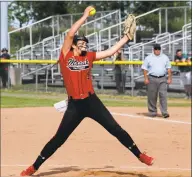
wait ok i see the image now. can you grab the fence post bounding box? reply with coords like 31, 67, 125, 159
52, 17, 55, 37
172, 38, 175, 60
71, 15, 73, 27
8, 33, 10, 54
99, 32, 101, 51
184, 8, 187, 26
51, 52, 54, 84
118, 10, 122, 39
96, 33, 99, 51
42, 41, 44, 59
168, 34, 171, 54
57, 15, 60, 35
131, 64, 134, 96
46, 66, 49, 92
159, 9, 162, 34
29, 26, 33, 60
101, 65, 104, 92
142, 45, 145, 60
130, 49, 134, 96
7, 65, 10, 89
184, 26, 187, 54
108, 28, 111, 49
35, 64, 38, 91
165, 8, 168, 33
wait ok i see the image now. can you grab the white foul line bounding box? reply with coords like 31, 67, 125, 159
111, 112, 191, 125
1, 164, 191, 171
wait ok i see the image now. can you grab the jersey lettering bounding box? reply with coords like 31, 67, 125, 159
67, 58, 89, 71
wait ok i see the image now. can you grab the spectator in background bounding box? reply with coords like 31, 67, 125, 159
113, 49, 126, 94
0, 48, 10, 88
174, 49, 192, 99
141, 44, 172, 118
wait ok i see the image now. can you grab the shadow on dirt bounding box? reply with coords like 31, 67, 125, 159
136, 112, 163, 118
34, 166, 80, 176
34, 165, 149, 177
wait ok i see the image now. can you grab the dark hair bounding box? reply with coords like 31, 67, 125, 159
1, 48, 8, 52
153, 43, 161, 50
176, 49, 182, 53
70, 35, 89, 51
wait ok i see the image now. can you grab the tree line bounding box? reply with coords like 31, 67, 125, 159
9, 1, 191, 29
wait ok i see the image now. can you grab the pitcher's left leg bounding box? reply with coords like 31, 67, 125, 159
88, 94, 154, 165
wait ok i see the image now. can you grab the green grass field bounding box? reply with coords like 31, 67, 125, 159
1, 90, 191, 108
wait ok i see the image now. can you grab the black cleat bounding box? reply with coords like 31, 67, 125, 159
162, 113, 170, 118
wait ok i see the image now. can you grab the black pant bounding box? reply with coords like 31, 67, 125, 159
0, 68, 8, 88
33, 94, 140, 169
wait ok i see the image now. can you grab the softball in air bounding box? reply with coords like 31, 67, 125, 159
89, 7, 96, 16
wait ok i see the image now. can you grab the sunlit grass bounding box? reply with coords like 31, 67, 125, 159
1, 95, 191, 108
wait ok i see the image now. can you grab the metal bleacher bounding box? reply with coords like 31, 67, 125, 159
9, 6, 192, 93
13, 10, 120, 81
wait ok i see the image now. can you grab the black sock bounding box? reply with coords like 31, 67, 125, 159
128, 143, 141, 158
33, 155, 46, 170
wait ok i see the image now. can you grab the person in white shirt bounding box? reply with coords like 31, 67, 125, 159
141, 44, 172, 118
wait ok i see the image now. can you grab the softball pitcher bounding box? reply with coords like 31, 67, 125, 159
20, 6, 154, 176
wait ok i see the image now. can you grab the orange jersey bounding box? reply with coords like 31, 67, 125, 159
59, 51, 96, 99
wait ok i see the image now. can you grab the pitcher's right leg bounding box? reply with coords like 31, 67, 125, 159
20, 101, 84, 176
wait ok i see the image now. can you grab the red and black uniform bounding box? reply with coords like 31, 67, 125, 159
59, 51, 95, 99
32, 51, 141, 170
